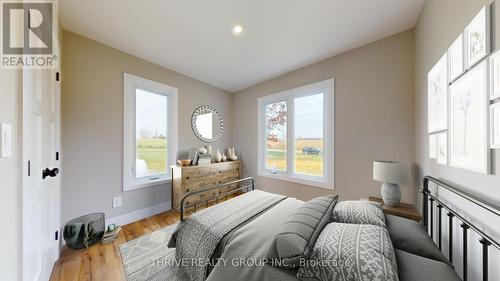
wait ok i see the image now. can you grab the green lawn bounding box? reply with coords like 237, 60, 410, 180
137, 138, 167, 174
266, 149, 323, 176
137, 139, 323, 177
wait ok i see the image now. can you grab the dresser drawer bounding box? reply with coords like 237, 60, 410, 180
184, 170, 239, 188
183, 164, 239, 180
172, 161, 241, 211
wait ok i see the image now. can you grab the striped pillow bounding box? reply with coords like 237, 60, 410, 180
268, 195, 338, 268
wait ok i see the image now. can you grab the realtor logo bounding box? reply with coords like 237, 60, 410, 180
1, 1, 57, 68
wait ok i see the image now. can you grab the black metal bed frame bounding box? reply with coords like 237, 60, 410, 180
179, 177, 255, 221
178, 175, 499, 280
421, 176, 500, 281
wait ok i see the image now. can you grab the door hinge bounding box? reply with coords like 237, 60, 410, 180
55, 230, 59, 241
56, 72, 60, 81
28, 161, 31, 176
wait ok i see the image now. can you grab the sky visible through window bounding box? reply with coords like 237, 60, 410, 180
135, 89, 168, 178
295, 93, 323, 139
136, 89, 167, 138
295, 93, 324, 176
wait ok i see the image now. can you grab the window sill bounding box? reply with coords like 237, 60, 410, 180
124, 178, 171, 192
258, 171, 334, 190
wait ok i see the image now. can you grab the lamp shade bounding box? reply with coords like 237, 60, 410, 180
373, 161, 410, 185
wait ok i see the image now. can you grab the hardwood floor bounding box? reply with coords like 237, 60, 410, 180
50, 210, 179, 281
50, 194, 240, 281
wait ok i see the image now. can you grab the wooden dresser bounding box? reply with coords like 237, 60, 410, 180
171, 161, 240, 211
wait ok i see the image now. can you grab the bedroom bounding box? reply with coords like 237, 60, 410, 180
1, 0, 500, 280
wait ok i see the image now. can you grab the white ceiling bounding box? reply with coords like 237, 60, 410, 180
60, 0, 426, 92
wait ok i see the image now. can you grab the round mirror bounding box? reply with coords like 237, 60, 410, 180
191, 105, 223, 143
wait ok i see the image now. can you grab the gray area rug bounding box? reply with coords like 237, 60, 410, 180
119, 224, 189, 281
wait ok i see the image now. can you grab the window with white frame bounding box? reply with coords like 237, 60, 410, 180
123, 73, 178, 191
257, 79, 334, 188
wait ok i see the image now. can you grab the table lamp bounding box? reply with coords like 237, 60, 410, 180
373, 160, 410, 207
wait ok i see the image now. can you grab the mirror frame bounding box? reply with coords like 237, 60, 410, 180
191, 105, 224, 143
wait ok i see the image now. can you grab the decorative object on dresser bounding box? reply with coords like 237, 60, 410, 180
197, 154, 212, 165
191, 105, 224, 143
171, 160, 240, 211
188, 148, 199, 165
177, 159, 192, 167
372, 160, 411, 207
227, 147, 238, 161
214, 150, 222, 163
369, 196, 422, 222
197, 145, 212, 165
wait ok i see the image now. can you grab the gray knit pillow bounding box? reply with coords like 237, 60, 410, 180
268, 195, 339, 268
331, 200, 386, 227
297, 222, 398, 281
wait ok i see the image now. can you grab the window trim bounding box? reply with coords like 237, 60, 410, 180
123, 73, 178, 191
257, 78, 334, 189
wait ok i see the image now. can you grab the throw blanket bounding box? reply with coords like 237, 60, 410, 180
168, 190, 286, 281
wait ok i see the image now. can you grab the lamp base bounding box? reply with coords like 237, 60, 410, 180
381, 183, 401, 207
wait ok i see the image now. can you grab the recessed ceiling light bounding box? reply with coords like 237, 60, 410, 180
232, 25, 243, 35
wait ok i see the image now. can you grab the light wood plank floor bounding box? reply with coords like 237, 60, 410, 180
50, 194, 240, 281
49, 210, 179, 281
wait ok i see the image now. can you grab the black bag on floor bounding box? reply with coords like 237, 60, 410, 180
63, 213, 105, 249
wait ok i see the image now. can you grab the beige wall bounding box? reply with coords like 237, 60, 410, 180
0, 69, 21, 281
61, 30, 233, 222
414, 0, 500, 205
414, 2, 500, 278
233, 30, 415, 203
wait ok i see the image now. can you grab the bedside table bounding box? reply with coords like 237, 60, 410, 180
369, 196, 422, 222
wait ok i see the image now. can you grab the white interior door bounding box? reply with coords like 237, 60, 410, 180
23, 68, 61, 281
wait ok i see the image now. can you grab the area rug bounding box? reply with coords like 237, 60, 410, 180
119, 224, 188, 281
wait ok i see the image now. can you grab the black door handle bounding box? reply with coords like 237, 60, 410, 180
42, 168, 60, 179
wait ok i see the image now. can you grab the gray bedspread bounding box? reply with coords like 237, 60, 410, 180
168, 190, 286, 281
206, 197, 305, 281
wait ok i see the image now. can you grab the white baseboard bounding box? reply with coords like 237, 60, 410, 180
106, 201, 171, 227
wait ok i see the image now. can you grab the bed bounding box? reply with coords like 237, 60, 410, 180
160, 176, 499, 281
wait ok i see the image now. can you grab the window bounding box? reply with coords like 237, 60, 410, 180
123, 73, 178, 191
265, 101, 287, 171
258, 79, 333, 188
